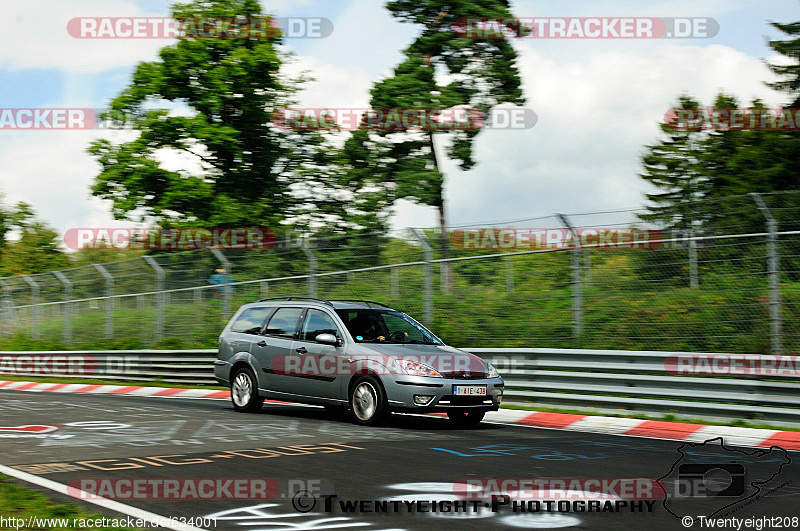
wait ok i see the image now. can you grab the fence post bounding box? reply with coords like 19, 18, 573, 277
558, 214, 583, 341
688, 224, 699, 289
211, 248, 232, 318
301, 240, 317, 298
412, 229, 433, 325
751, 193, 782, 355
143, 256, 164, 342
93, 264, 114, 339
0, 279, 13, 336
505, 257, 514, 294
21, 275, 40, 339
52, 271, 72, 344
390, 266, 399, 299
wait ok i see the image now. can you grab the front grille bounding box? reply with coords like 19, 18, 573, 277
441, 371, 488, 380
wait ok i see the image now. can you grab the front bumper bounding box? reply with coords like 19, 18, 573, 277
385, 376, 504, 413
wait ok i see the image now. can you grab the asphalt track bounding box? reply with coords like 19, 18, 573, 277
1, 390, 799, 530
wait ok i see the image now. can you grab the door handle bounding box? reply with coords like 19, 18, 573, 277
295, 347, 307, 354
257, 340, 267, 347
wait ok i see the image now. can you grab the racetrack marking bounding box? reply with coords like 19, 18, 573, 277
0, 463, 207, 531
2, 380, 798, 449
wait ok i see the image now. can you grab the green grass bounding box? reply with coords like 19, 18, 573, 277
0, 475, 139, 530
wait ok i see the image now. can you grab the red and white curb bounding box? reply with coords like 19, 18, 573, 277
486, 409, 800, 451
2, 380, 798, 450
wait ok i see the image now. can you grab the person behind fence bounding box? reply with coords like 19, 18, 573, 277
208, 268, 235, 296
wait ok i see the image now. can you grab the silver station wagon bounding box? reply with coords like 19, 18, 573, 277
214, 297, 504, 427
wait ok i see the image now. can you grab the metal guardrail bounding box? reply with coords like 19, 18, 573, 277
2, 347, 799, 426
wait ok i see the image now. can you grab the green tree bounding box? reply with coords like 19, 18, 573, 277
639, 95, 707, 232
89, 0, 349, 232
0, 203, 68, 276
346, 1, 526, 285
768, 20, 800, 107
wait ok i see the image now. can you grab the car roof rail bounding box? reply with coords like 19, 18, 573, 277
329, 299, 393, 309
257, 296, 334, 306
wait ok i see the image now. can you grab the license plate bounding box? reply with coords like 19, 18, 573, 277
453, 385, 487, 396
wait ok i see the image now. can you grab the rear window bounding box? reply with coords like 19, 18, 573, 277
230, 307, 271, 334
263, 307, 305, 338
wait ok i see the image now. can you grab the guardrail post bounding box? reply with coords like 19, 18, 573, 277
558, 214, 583, 341
412, 229, 433, 325
751, 193, 782, 355
52, 271, 72, 344
0, 279, 13, 336
21, 275, 40, 339
143, 256, 164, 342
300, 240, 317, 298
93, 264, 114, 339
211, 248, 232, 318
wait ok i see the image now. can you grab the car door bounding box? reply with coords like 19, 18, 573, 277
224, 306, 273, 360
291, 308, 347, 400
250, 306, 305, 394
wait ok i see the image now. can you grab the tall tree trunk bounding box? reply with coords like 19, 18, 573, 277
429, 131, 452, 292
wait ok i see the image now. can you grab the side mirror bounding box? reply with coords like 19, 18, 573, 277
315, 333, 340, 346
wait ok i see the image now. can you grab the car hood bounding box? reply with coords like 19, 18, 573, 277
351, 343, 488, 374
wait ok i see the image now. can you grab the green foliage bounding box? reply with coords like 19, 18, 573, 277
344, 0, 526, 255
0, 202, 69, 276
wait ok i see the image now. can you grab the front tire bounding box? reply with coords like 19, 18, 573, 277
349, 376, 389, 426
231, 367, 264, 413
447, 410, 485, 428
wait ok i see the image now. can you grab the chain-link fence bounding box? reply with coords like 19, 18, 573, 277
1, 191, 799, 352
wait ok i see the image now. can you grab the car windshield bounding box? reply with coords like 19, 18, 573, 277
335, 309, 442, 345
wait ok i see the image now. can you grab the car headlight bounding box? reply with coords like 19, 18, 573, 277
487, 363, 500, 378
401, 360, 442, 377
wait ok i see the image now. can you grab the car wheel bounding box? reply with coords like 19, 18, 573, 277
447, 410, 485, 428
231, 367, 264, 413
349, 376, 389, 426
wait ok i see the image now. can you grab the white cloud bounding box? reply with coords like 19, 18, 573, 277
0, 129, 135, 234
441, 42, 785, 226
2, 0, 169, 73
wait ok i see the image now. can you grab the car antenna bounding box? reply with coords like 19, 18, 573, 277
340, 281, 374, 308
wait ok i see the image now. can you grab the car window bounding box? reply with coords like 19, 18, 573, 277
301, 309, 340, 342
383, 313, 426, 342
230, 307, 271, 334
263, 307, 304, 338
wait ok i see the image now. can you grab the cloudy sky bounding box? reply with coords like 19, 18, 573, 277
0, 0, 797, 235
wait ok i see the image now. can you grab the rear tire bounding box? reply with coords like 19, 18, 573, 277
447, 410, 485, 428
349, 376, 389, 426
231, 367, 264, 413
